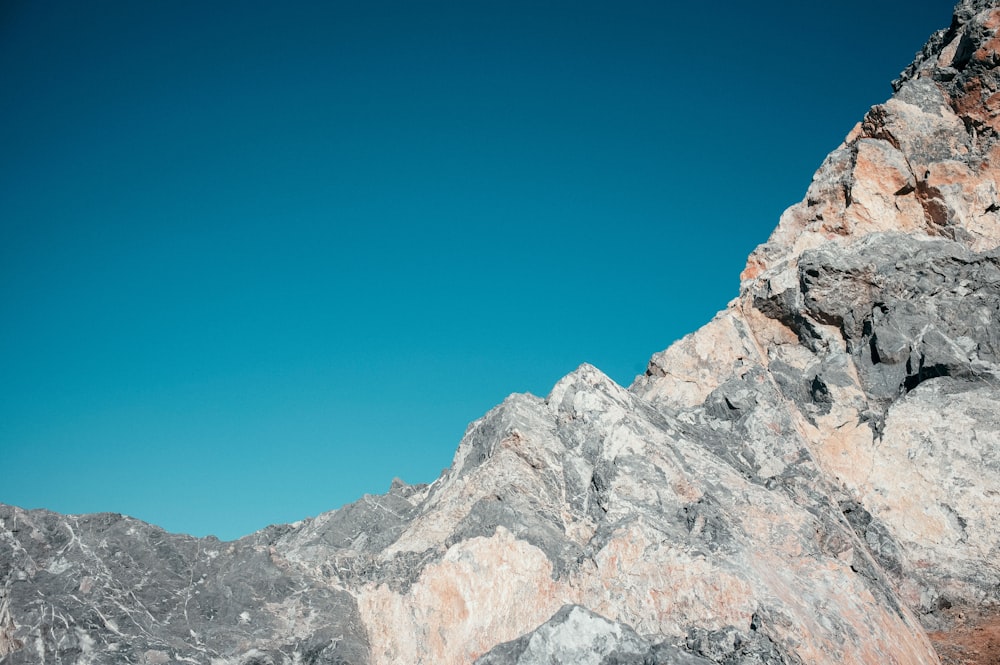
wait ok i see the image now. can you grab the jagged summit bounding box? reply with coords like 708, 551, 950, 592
741, 0, 1000, 291
4, 2, 1000, 664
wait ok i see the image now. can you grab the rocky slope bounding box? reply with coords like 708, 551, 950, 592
4, 1, 1000, 663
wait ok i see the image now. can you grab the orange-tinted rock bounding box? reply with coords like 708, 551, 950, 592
4, 2, 1000, 664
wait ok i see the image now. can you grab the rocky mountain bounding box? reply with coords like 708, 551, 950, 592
4, 1, 1000, 663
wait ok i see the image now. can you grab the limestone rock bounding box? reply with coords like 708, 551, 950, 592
474, 605, 712, 665
3, 1, 1000, 664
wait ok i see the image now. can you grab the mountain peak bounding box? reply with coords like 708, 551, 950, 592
4, 2, 1000, 664
742, 2, 1000, 292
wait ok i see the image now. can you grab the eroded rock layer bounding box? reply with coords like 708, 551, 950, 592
3, 2, 1000, 663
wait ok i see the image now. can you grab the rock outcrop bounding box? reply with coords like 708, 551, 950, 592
3, 1, 1000, 663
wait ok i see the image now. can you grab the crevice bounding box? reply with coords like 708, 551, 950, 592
903, 361, 951, 393
869, 336, 883, 365
810, 375, 832, 404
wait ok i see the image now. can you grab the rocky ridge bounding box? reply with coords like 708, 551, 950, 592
4, 1, 1000, 663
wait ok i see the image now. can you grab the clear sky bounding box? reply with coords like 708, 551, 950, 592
1, 0, 955, 540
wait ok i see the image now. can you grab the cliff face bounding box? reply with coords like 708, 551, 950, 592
3, 2, 1000, 664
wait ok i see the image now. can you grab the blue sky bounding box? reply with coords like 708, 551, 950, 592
1, 0, 954, 540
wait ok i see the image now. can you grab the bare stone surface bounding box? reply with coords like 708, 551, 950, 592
4, 1, 1000, 664
474, 605, 713, 665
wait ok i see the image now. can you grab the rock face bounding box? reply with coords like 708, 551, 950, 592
3, 2, 1000, 663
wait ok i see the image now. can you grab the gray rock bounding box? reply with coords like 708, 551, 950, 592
5, 1, 1000, 663
0, 505, 371, 664
475, 605, 712, 665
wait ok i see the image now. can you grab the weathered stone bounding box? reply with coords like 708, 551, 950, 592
4, 1, 1000, 664
474, 605, 713, 665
